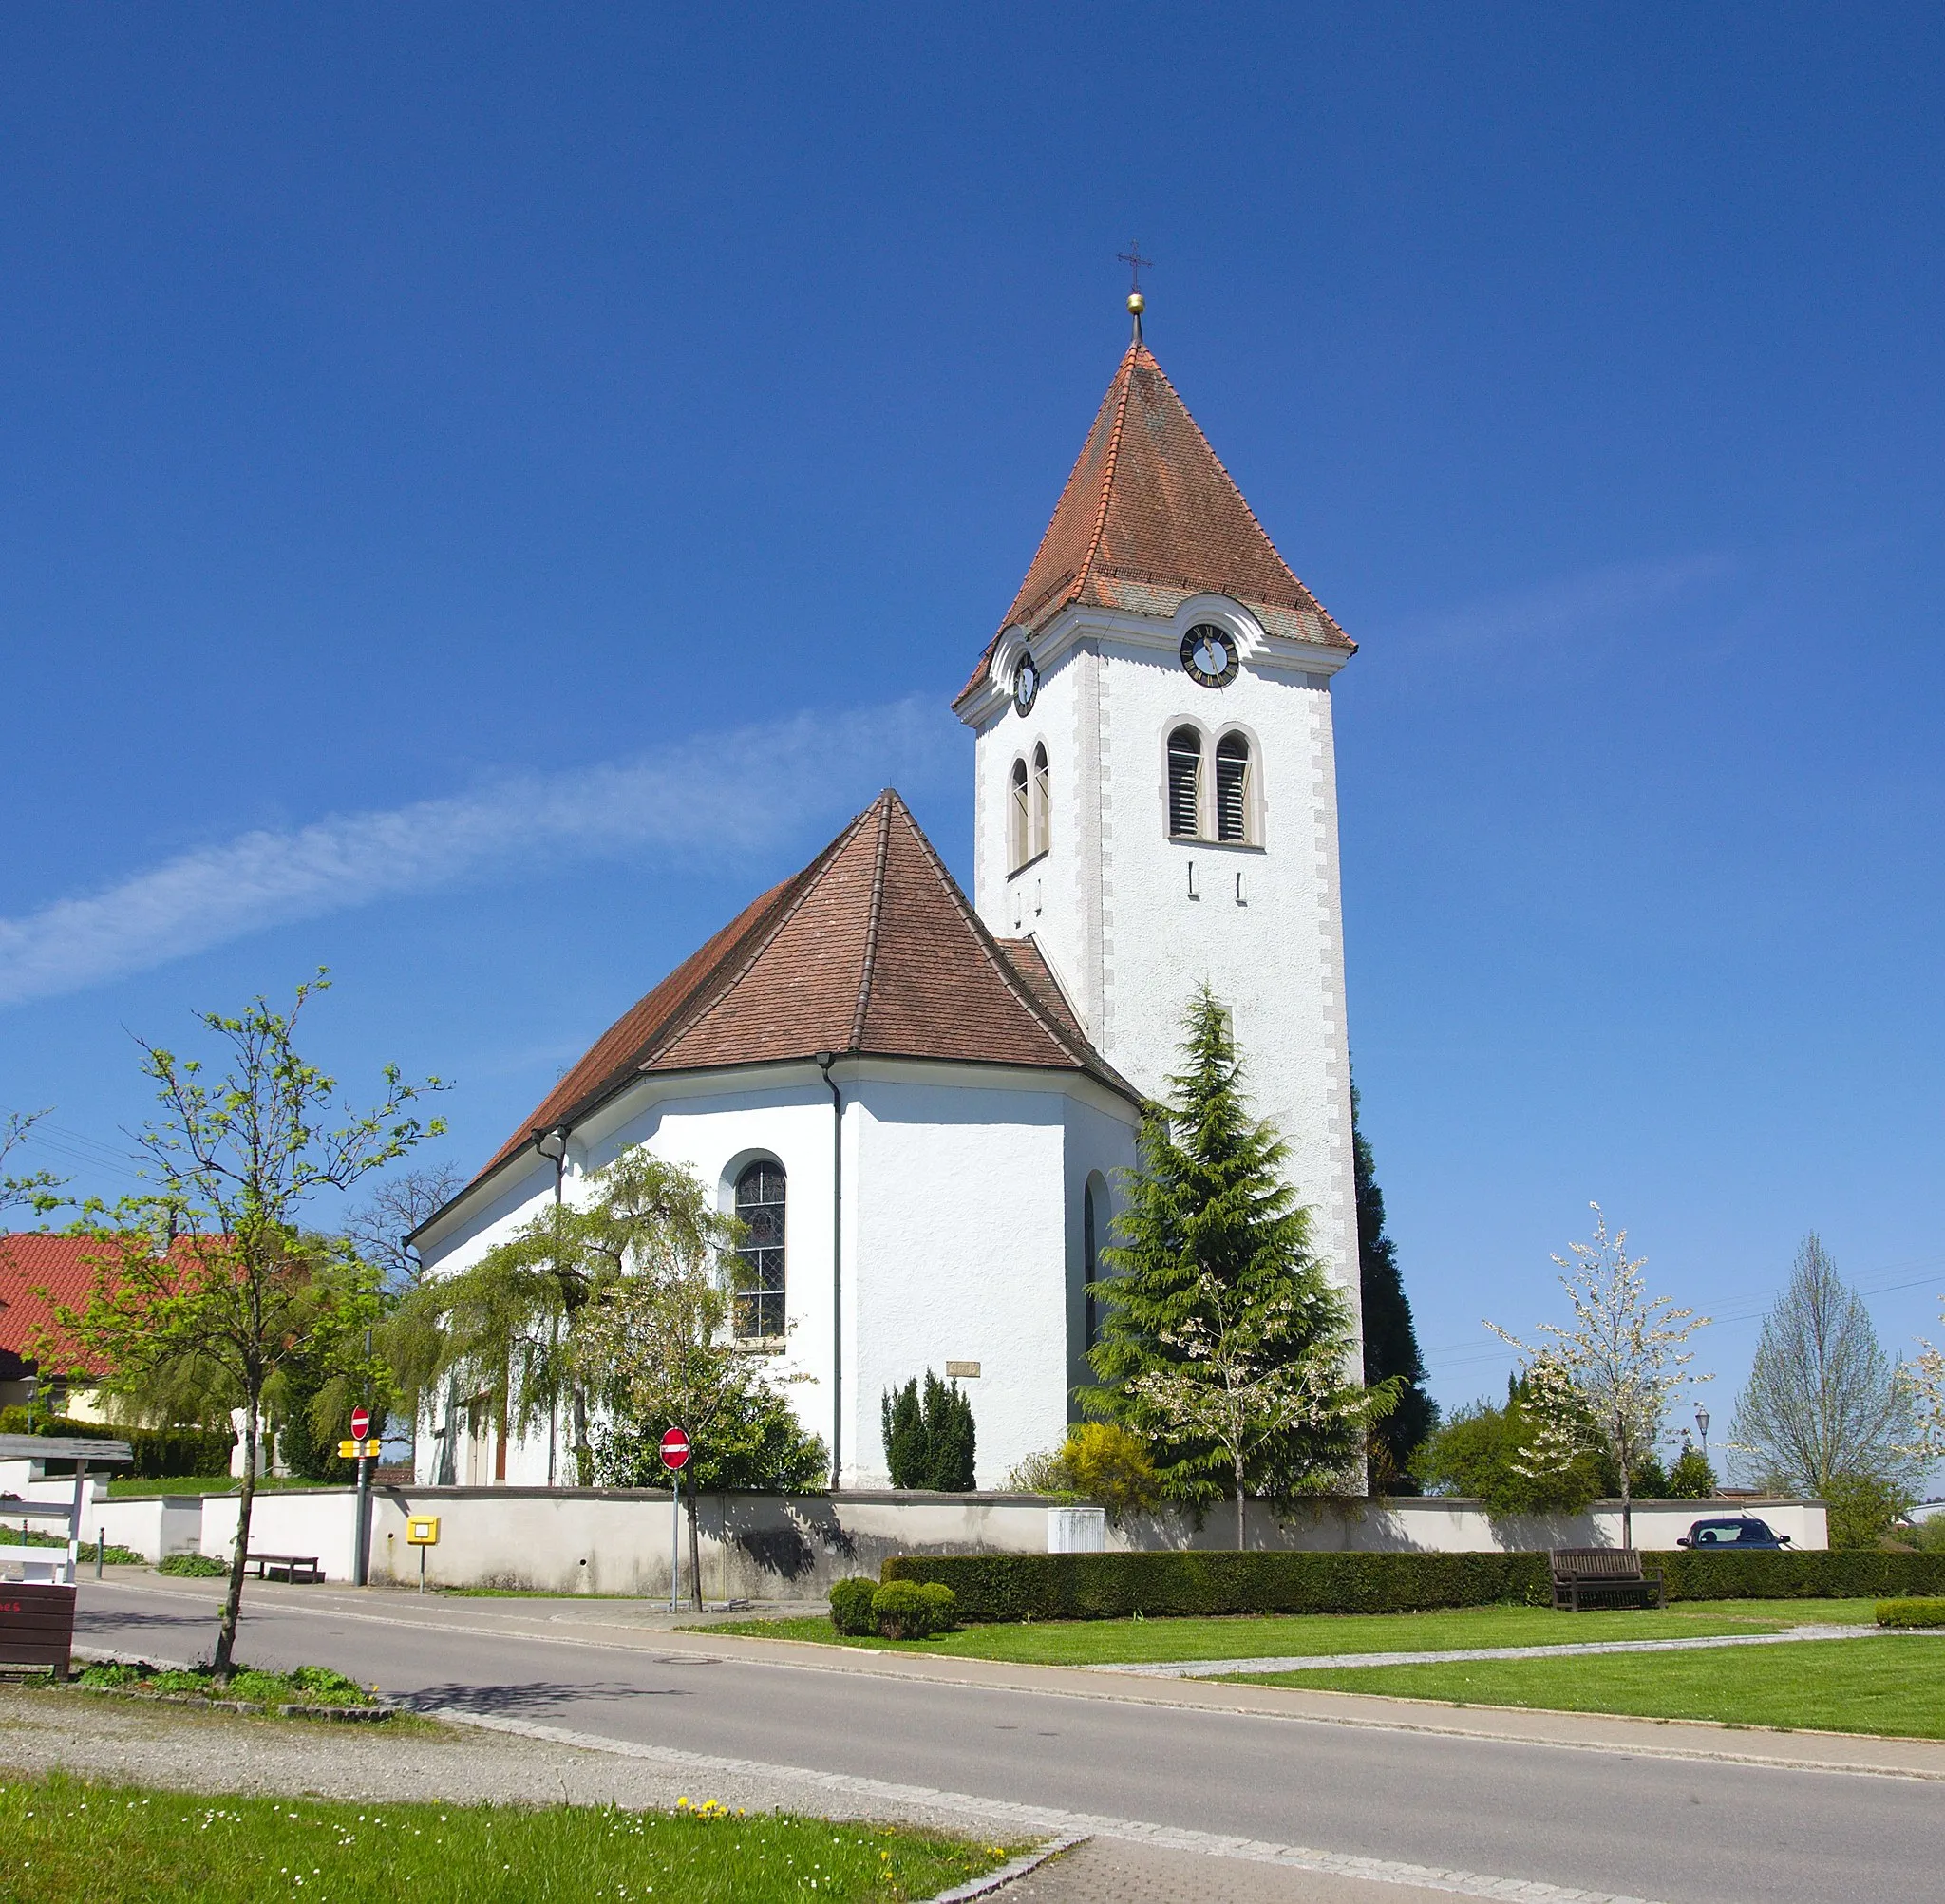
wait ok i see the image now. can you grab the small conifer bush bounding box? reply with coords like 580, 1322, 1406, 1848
828, 1575, 879, 1636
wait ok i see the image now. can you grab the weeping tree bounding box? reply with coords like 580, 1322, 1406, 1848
43, 976, 443, 1675
1083, 988, 1395, 1544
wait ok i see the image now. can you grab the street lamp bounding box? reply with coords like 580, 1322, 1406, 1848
1696, 1407, 1710, 1464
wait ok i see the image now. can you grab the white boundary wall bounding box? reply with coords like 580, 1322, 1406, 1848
174, 1488, 1827, 1592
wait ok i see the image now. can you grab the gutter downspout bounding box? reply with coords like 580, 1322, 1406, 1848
535, 1126, 571, 1487
814, 1052, 842, 1489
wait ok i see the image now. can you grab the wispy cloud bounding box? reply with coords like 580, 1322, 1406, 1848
1392, 552, 1739, 656
0, 697, 961, 1008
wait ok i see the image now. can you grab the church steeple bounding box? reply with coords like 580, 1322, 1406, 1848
958, 332, 1350, 709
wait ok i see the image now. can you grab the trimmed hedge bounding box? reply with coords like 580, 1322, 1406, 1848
878, 1549, 1945, 1624
0, 1415, 233, 1479
828, 1576, 878, 1636
878, 1552, 1554, 1623
1876, 1596, 1945, 1630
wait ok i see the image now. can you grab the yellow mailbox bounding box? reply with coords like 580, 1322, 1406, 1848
406, 1517, 440, 1545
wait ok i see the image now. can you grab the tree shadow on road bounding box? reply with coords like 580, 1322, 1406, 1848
401, 1679, 693, 1717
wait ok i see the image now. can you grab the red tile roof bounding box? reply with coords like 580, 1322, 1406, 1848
0, 1235, 119, 1377
468, 792, 1139, 1195
958, 339, 1352, 705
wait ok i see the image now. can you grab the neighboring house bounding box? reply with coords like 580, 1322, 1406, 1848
0, 1233, 113, 1419
411, 307, 1365, 1489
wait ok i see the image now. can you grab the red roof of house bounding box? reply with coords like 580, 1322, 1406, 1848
467, 790, 1140, 1194
958, 338, 1352, 705
0, 1234, 118, 1377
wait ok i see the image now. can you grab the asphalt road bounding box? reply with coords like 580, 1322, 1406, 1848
72, 1580, 1940, 1904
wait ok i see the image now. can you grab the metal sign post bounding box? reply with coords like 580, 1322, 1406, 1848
660, 1427, 691, 1613
349, 1405, 373, 1588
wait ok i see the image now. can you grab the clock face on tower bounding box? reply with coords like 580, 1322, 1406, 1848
1013, 652, 1040, 716
1180, 624, 1239, 688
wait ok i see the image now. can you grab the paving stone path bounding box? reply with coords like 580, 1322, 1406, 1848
1090, 1623, 1888, 1679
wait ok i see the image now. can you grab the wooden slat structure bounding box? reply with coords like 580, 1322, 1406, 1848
1550, 1545, 1667, 1611
1, 1432, 133, 1674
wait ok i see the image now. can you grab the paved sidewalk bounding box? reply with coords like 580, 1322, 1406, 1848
1096, 1623, 1888, 1679
996, 1837, 1488, 1903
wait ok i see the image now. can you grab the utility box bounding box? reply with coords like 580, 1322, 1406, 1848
1047, 1506, 1105, 1554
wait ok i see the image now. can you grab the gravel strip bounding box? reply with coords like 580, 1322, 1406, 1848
1094, 1624, 1889, 1679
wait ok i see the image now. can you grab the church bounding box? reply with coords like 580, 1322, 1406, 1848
411, 298, 1362, 1491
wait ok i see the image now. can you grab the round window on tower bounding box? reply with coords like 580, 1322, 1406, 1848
1180, 624, 1238, 688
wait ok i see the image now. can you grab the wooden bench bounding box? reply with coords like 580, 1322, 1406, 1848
0, 1582, 78, 1677
246, 1552, 323, 1584
1551, 1546, 1666, 1611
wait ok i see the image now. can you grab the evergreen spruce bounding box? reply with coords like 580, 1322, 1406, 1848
881, 1378, 925, 1486
1084, 988, 1388, 1524
1351, 1080, 1436, 1490
880, 1370, 976, 1490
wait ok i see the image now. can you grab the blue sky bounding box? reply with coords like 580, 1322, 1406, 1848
3, 7, 1941, 1464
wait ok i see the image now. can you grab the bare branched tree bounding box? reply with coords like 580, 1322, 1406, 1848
0, 1106, 68, 1220
1729, 1234, 1917, 1498
345, 1162, 465, 1293
1489, 1204, 1709, 1548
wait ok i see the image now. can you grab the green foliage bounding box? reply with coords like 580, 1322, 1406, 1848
592, 1382, 826, 1494
0, 1771, 1009, 1904
827, 1576, 879, 1635
879, 1371, 976, 1490
869, 1579, 957, 1640
1911, 1515, 1945, 1555
880, 1548, 1945, 1624
0, 1410, 235, 1479
0, 1106, 67, 1221
156, 1552, 227, 1576
1668, 1444, 1717, 1498
1085, 990, 1385, 1525
1877, 1596, 1945, 1628
1409, 1379, 1605, 1516
1824, 1471, 1916, 1550
883, 1551, 1555, 1623
1351, 1081, 1435, 1491
1060, 1423, 1161, 1518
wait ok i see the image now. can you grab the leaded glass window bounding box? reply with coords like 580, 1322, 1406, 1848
733, 1159, 786, 1340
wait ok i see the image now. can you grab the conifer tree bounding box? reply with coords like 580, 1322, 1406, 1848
1351, 1080, 1436, 1490
1083, 988, 1391, 1536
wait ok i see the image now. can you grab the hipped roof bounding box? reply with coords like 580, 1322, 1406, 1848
959, 338, 1351, 704
469, 790, 1137, 1192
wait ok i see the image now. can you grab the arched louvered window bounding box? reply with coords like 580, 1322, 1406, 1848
1008, 757, 1030, 871
1031, 744, 1050, 859
1216, 732, 1252, 844
733, 1159, 786, 1340
1167, 726, 1203, 839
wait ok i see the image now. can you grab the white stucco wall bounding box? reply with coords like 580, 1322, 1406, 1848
967, 594, 1361, 1342
413, 1058, 1139, 1493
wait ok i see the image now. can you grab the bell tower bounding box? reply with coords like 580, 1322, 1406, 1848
954, 299, 1364, 1339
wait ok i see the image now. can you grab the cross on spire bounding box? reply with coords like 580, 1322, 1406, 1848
1116, 241, 1153, 294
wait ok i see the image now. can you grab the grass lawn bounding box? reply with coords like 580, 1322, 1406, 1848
700, 1599, 1880, 1667
1226, 1633, 1945, 1739
0, 1774, 1012, 1903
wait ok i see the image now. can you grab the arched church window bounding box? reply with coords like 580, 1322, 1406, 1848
733, 1159, 786, 1340
1031, 744, 1050, 859
1167, 726, 1203, 839
1009, 757, 1030, 872
1216, 733, 1251, 844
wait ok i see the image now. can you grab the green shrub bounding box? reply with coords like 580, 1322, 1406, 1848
1667, 1446, 1718, 1498
881, 1551, 1554, 1623
878, 1548, 1945, 1624
1661, 1550, 1945, 1601
1824, 1474, 1917, 1551
871, 1580, 949, 1640
1913, 1517, 1945, 1555
828, 1576, 879, 1636
1876, 1596, 1945, 1629
915, 1581, 957, 1631
880, 1372, 977, 1491
126, 1426, 236, 1480
156, 1552, 227, 1577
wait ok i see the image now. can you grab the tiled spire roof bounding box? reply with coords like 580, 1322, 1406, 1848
471, 791, 1137, 1189
959, 339, 1350, 705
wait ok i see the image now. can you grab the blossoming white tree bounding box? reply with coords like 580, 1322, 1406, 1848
1488, 1204, 1709, 1548
1910, 1304, 1945, 1466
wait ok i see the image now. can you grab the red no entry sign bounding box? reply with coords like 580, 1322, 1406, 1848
349, 1406, 371, 1441
660, 1427, 691, 1471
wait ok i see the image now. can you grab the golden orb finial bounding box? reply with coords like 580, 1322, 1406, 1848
1127, 291, 1145, 316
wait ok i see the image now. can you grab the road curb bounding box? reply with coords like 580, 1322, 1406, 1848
922, 1834, 1088, 1902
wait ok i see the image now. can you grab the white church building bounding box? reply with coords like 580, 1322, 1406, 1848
411, 308, 1363, 1490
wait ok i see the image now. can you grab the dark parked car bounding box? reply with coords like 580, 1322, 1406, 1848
1675, 1517, 1792, 1550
